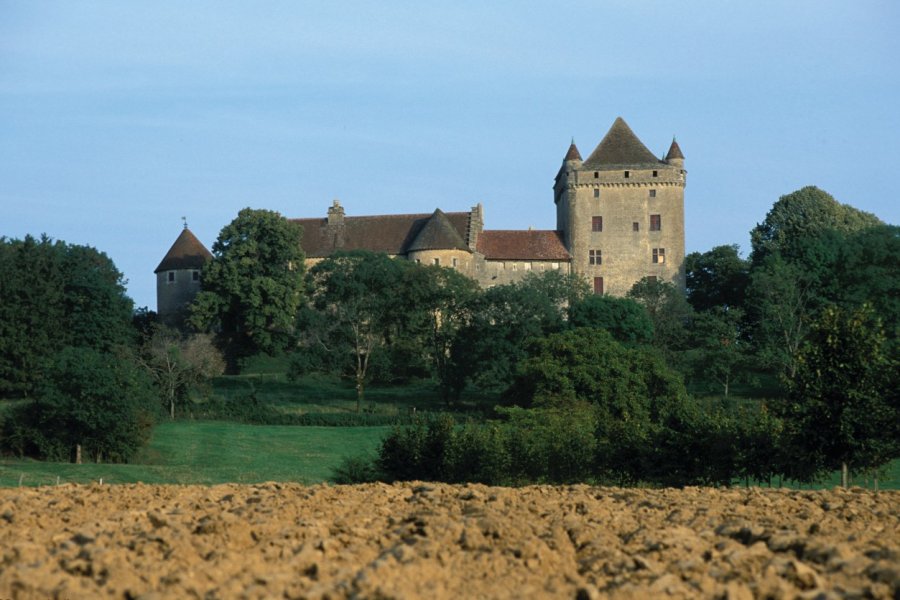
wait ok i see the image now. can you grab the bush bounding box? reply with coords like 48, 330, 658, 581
331, 454, 382, 484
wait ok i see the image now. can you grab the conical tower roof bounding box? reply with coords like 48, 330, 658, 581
407, 209, 469, 252
564, 140, 582, 162
154, 227, 212, 273
583, 117, 663, 168
666, 137, 684, 160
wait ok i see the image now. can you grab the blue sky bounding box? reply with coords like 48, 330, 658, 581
2, 1, 898, 310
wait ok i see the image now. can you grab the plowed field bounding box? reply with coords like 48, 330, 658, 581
1, 483, 897, 599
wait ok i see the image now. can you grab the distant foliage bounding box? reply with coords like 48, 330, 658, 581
0, 235, 134, 396
2, 347, 157, 463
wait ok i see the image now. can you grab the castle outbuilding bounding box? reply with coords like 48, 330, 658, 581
156, 117, 685, 314
154, 224, 212, 325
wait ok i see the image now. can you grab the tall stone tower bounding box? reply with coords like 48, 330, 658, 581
553, 117, 686, 296
154, 224, 212, 326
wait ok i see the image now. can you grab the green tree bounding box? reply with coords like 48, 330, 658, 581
750, 186, 882, 266
189, 208, 305, 371
0, 236, 133, 396
685, 307, 748, 397
685, 244, 750, 312
300, 251, 405, 410
450, 271, 588, 395
5, 347, 157, 463
567, 294, 653, 344
626, 277, 693, 367
779, 305, 899, 486
137, 325, 225, 419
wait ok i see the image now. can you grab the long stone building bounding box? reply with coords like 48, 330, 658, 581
155, 117, 685, 317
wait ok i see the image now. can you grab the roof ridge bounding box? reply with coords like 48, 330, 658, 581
583, 117, 663, 168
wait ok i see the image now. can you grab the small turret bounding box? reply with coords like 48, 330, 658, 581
564, 139, 583, 167
665, 137, 684, 169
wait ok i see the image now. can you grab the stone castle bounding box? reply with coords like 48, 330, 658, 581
155, 117, 685, 319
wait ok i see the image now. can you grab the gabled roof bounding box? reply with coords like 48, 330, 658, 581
408, 209, 469, 252
583, 117, 664, 169
666, 138, 684, 160
477, 230, 571, 261
154, 227, 212, 273
293, 211, 471, 258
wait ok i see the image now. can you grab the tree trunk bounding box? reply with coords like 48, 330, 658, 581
75, 443, 82, 465
356, 377, 364, 413
841, 462, 849, 488
874, 476, 879, 492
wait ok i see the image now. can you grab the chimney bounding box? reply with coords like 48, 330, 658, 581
327, 199, 345, 225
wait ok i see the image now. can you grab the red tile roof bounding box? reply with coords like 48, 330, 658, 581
154, 228, 212, 273
477, 230, 571, 261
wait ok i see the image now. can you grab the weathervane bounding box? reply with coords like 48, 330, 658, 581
181, 216, 188, 230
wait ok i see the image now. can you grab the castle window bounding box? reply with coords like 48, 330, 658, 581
593, 277, 604, 295
593, 189, 600, 198
633, 222, 639, 232
647, 276, 657, 283
433, 258, 440, 266
192, 270, 200, 281
652, 170, 658, 178
452, 257, 458, 268
649, 189, 656, 198
512, 263, 518, 271
652, 248, 666, 264
624, 171, 630, 178
592, 216, 603, 232
594, 171, 599, 178
589, 249, 602, 265
167, 271, 175, 283
650, 214, 661, 231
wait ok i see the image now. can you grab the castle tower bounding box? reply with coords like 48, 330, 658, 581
154, 224, 212, 326
554, 117, 686, 296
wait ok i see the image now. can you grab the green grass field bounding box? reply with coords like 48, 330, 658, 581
0, 421, 388, 487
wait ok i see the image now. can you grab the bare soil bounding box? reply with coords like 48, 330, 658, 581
0, 482, 897, 599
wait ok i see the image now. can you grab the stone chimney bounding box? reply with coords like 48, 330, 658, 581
467, 203, 484, 252
327, 199, 345, 225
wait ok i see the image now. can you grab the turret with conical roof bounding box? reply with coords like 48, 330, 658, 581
665, 137, 684, 169
553, 117, 686, 296
155, 224, 212, 326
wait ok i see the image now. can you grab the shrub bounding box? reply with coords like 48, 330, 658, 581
331, 454, 382, 484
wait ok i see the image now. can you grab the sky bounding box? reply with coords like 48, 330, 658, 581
2, 1, 898, 310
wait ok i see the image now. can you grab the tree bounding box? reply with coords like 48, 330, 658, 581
684, 244, 750, 312
685, 307, 748, 397
450, 271, 589, 395
189, 208, 305, 371
300, 251, 405, 410
5, 347, 157, 463
750, 186, 882, 266
626, 277, 693, 367
567, 294, 653, 345
137, 325, 225, 419
0, 235, 133, 396
778, 305, 899, 486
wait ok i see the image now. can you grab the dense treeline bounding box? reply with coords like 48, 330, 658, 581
2, 189, 897, 485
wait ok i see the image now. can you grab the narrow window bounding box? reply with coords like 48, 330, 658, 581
652, 248, 666, 264
649, 189, 656, 198
593, 188, 600, 198
433, 258, 440, 266
593, 277, 604, 295
594, 171, 599, 178
652, 170, 658, 178
167, 271, 175, 283
452, 257, 458, 268
624, 170, 630, 178
633, 222, 639, 232
589, 249, 602, 265
592, 216, 603, 232
192, 270, 200, 281
650, 214, 661, 231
